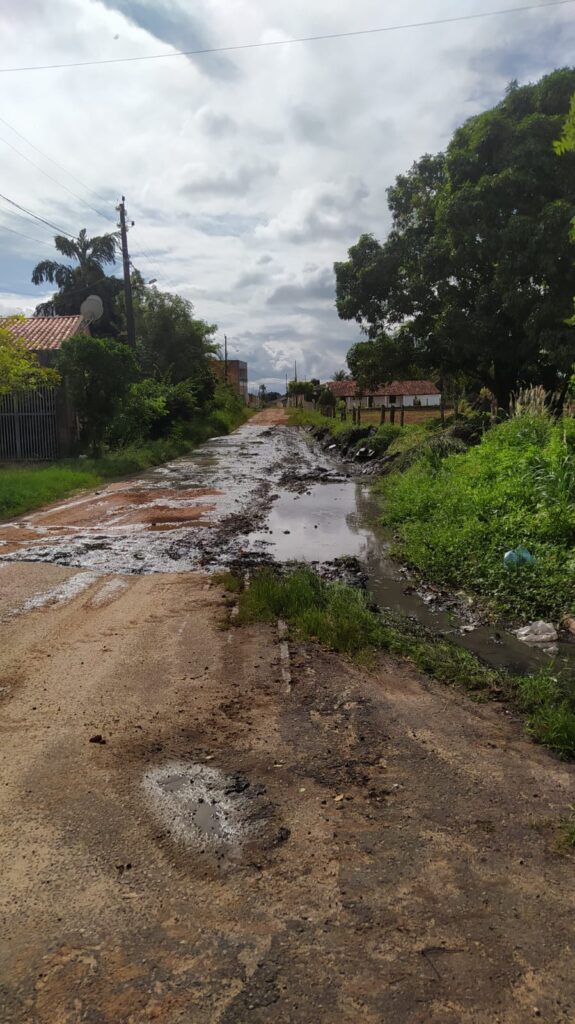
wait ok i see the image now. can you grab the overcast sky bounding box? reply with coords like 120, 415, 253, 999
1, 0, 574, 388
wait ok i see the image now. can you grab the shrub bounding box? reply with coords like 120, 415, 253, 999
380, 414, 575, 620
57, 335, 137, 454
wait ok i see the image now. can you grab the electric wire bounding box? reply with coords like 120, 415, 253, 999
0, 114, 113, 208
0, 222, 56, 249
0, 191, 76, 238
0, 133, 117, 224
0, 0, 572, 73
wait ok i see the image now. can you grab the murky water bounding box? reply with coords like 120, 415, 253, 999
247, 475, 557, 674
1, 422, 571, 673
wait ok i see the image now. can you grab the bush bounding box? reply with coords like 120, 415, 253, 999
381, 414, 575, 620
57, 335, 137, 454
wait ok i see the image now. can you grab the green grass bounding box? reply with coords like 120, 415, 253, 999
235, 565, 575, 759
287, 408, 354, 436
0, 405, 249, 521
0, 465, 101, 520
380, 414, 575, 621
559, 807, 575, 849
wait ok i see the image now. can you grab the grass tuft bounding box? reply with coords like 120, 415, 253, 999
235, 566, 575, 759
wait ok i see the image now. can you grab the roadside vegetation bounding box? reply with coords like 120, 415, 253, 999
0, 392, 247, 520
1, 235, 250, 519
0, 465, 101, 520
232, 566, 575, 759
380, 412, 575, 622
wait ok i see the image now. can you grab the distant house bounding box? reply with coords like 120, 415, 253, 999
2, 314, 89, 367
212, 359, 248, 403
326, 379, 441, 411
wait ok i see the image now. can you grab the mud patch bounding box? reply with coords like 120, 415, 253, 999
2, 570, 101, 621
143, 762, 271, 851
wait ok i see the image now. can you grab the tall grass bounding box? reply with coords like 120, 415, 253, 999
235, 566, 575, 759
380, 415, 575, 621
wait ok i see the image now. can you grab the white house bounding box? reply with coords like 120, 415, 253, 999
326, 379, 441, 411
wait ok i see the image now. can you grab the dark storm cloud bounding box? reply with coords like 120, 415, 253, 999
235, 270, 268, 288
199, 111, 239, 138
98, 0, 239, 80
266, 268, 334, 308
180, 161, 279, 198
182, 213, 265, 238
290, 105, 334, 145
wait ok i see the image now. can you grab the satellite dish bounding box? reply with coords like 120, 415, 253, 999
80, 294, 104, 324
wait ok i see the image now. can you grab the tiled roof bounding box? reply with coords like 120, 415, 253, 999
326, 380, 358, 398
1, 315, 88, 351
377, 380, 440, 397
326, 379, 440, 397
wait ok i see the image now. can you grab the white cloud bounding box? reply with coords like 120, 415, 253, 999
0, 0, 574, 387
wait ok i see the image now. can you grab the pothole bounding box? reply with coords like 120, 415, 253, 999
143, 762, 264, 849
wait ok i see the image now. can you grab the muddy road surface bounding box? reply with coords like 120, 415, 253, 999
1, 410, 575, 1024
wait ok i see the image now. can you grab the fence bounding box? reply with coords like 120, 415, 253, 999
0, 387, 59, 461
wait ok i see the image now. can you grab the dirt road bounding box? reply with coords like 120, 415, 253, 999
1, 414, 575, 1023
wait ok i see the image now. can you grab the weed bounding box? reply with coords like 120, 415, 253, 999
380, 414, 575, 620
236, 566, 575, 760
559, 806, 575, 849
212, 572, 242, 594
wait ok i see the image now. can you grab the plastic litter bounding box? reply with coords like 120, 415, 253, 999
514, 621, 558, 646
504, 546, 534, 568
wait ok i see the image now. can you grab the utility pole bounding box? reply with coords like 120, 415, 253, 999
294, 360, 298, 383
117, 196, 136, 349
224, 334, 228, 383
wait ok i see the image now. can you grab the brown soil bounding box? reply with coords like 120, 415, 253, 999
248, 408, 290, 426
0, 486, 224, 555
1, 564, 575, 1023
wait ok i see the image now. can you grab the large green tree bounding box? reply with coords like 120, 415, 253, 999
336, 70, 575, 408
57, 335, 137, 454
133, 283, 218, 405
32, 228, 123, 336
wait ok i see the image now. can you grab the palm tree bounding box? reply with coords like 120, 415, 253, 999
332, 369, 348, 381
31, 228, 122, 333
32, 228, 119, 291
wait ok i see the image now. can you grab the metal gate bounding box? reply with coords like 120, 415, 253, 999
0, 387, 59, 461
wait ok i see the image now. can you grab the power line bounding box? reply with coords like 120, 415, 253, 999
0, 191, 76, 238
0, 0, 572, 73
0, 222, 55, 249
0, 133, 116, 224
0, 111, 174, 285
0, 114, 114, 208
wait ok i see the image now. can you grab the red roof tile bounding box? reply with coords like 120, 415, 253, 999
376, 380, 440, 397
326, 380, 358, 398
2, 315, 88, 352
326, 379, 440, 398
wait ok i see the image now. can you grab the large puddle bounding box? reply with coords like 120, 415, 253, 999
246, 475, 566, 675
1, 422, 572, 674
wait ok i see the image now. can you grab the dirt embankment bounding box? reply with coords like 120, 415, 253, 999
1, 560, 575, 1023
